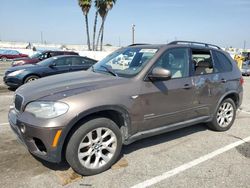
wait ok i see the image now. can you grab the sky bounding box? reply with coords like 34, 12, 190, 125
0, 0, 250, 48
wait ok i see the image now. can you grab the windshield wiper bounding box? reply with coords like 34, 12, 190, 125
100, 65, 118, 77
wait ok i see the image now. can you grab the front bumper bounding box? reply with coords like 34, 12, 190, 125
241, 69, 250, 76
4, 76, 23, 88
8, 109, 64, 163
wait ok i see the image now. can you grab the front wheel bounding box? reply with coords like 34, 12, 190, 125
207, 98, 236, 131
24, 75, 39, 83
66, 118, 122, 175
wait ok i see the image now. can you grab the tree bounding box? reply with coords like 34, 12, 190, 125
92, 0, 100, 51
78, 0, 92, 50
95, 0, 116, 51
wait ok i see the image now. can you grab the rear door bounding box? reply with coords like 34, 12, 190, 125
211, 50, 234, 100
138, 47, 196, 131
190, 48, 227, 117
70, 57, 95, 71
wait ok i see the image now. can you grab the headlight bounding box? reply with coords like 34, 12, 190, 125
8, 69, 25, 76
25, 101, 69, 118
13, 61, 24, 65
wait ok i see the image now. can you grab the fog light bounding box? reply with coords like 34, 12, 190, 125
20, 124, 26, 133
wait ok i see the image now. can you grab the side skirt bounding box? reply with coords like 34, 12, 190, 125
123, 116, 211, 145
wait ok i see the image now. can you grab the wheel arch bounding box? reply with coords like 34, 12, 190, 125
214, 91, 240, 115
59, 105, 132, 161
23, 73, 41, 83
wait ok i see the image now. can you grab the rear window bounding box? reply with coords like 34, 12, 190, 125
212, 51, 232, 73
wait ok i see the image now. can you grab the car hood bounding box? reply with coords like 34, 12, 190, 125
16, 71, 129, 103
14, 57, 39, 64
13, 57, 31, 61
7, 64, 37, 72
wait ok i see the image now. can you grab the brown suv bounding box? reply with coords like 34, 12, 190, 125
8, 41, 243, 175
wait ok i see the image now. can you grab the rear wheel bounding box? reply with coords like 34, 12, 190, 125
207, 98, 236, 131
66, 118, 122, 175
24, 75, 39, 83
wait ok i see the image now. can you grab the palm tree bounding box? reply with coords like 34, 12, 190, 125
78, 0, 92, 50
95, 0, 116, 51
92, 0, 100, 51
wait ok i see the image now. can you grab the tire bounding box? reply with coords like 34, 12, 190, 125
24, 75, 39, 83
207, 98, 236, 131
66, 117, 122, 176
1, 57, 7, 61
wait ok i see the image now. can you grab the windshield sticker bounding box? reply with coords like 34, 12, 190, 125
139, 49, 158, 53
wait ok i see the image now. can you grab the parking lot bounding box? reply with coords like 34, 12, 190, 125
0, 61, 250, 188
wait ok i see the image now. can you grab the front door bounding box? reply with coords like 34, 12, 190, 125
138, 48, 195, 131
45, 57, 71, 76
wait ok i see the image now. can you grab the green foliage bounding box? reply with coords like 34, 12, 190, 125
78, 0, 92, 15
78, 0, 117, 51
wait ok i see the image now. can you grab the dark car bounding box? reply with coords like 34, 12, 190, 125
241, 60, 250, 76
242, 52, 250, 61
12, 50, 79, 66
9, 41, 243, 176
4, 55, 97, 88
0, 49, 28, 61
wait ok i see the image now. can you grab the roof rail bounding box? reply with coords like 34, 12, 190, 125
128, 43, 150, 47
168, 41, 221, 50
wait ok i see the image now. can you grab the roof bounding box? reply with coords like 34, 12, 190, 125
129, 41, 222, 51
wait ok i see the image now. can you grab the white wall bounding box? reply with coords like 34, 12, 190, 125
0, 41, 117, 61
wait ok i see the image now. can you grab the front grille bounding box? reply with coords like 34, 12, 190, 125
15, 94, 23, 111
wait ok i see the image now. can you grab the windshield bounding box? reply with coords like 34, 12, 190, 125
92, 47, 158, 77
37, 57, 56, 66
30, 52, 42, 58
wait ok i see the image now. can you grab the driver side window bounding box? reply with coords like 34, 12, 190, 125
55, 58, 69, 66
154, 48, 189, 78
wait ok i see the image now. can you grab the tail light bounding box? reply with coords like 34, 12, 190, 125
240, 77, 244, 85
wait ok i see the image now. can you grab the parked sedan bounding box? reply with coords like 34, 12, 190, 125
4, 55, 97, 88
12, 50, 79, 66
0, 49, 28, 61
241, 60, 250, 76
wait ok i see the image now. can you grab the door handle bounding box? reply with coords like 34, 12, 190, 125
183, 84, 192, 89
221, 78, 227, 83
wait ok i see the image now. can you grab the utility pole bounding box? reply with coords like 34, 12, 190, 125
118, 37, 121, 47
40, 31, 43, 44
243, 40, 246, 50
132, 24, 135, 44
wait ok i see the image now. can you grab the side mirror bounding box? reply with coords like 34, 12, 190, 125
49, 63, 56, 68
148, 67, 171, 81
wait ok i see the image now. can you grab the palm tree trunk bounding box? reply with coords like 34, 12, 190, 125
100, 24, 104, 51
96, 14, 107, 51
92, 11, 98, 51
85, 14, 91, 51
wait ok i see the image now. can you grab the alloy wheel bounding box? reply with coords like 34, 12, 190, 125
77, 127, 117, 169
216, 102, 234, 127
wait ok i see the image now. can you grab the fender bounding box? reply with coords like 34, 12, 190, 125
55, 105, 132, 161
213, 90, 240, 115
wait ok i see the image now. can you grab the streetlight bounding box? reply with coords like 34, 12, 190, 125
132, 24, 135, 44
